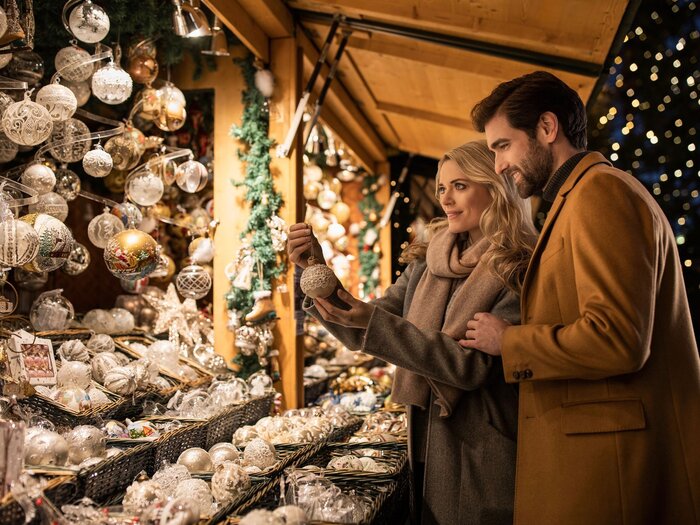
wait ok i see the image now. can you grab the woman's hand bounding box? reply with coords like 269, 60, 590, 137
288, 223, 325, 269
314, 289, 374, 329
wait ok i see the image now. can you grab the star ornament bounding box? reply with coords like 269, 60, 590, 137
142, 284, 195, 346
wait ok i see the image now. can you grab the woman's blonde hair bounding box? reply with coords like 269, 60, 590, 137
401, 140, 537, 293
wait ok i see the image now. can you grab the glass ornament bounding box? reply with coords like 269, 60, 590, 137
87, 210, 124, 248
331, 201, 350, 224
19, 213, 73, 272
103, 228, 159, 280
149, 252, 175, 283
0, 131, 18, 162
0, 218, 39, 267
316, 188, 337, 210
92, 60, 133, 105
111, 201, 142, 227
247, 370, 275, 397
110, 307, 135, 333
133, 87, 160, 123
175, 160, 208, 193
61, 242, 90, 275
104, 126, 145, 170
68, 0, 110, 44
120, 275, 148, 293
54, 45, 94, 82
127, 52, 158, 85
14, 268, 48, 290
54, 166, 81, 201
63, 80, 90, 107
82, 143, 112, 177
56, 360, 92, 389
65, 425, 106, 464
188, 207, 211, 236
36, 82, 77, 121
28, 191, 69, 221
48, 118, 91, 163
24, 429, 69, 467
0, 91, 14, 115
172, 480, 213, 519
29, 288, 74, 331
188, 236, 214, 264
5, 50, 44, 86
175, 264, 212, 300
126, 167, 164, 206
155, 82, 186, 132
1, 93, 53, 146
103, 169, 126, 193
304, 164, 323, 182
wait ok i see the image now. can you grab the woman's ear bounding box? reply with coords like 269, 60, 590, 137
538, 112, 559, 144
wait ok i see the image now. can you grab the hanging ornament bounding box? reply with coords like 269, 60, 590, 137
0, 218, 39, 267
334, 235, 349, 252
19, 213, 74, 272
21, 163, 56, 195
30, 289, 74, 331
5, 50, 43, 86
331, 201, 350, 224
88, 209, 124, 248
0, 132, 18, 163
127, 52, 158, 85
63, 80, 90, 107
92, 61, 133, 105
303, 164, 323, 182
28, 192, 69, 221
103, 228, 159, 280
82, 143, 112, 177
14, 267, 48, 290
133, 86, 160, 122
326, 222, 346, 242
316, 188, 337, 210
0, 91, 14, 114
67, 0, 110, 44
126, 167, 164, 206
303, 180, 322, 201
54, 166, 81, 201
188, 237, 214, 264
254, 68, 275, 98
104, 125, 145, 169
2, 92, 53, 146
176, 264, 212, 300
300, 257, 337, 299
61, 242, 90, 275
48, 118, 91, 163
55, 45, 94, 82
154, 82, 186, 132
120, 275, 148, 294
149, 252, 176, 283
111, 201, 142, 227
36, 82, 78, 122
175, 159, 208, 193
104, 168, 126, 193
309, 212, 330, 233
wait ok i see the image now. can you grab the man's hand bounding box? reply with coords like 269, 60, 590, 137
288, 223, 325, 269
314, 289, 374, 329
458, 312, 511, 356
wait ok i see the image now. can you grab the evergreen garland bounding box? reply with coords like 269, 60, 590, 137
358, 175, 383, 299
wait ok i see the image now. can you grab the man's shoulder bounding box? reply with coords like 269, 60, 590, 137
570, 161, 655, 206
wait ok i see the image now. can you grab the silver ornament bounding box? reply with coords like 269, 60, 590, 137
91, 352, 122, 383
92, 61, 132, 105
48, 118, 91, 163
208, 442, 240, 465
58, 339, 90, 362
28, 191, 69, 221
210, 460, 251, 504
176, 264, 212, 300
87, 210, 124, 248
55, 45, 94, 82
86, 333, 114, 352
123, 480, 165, 514
62, 242, 91, 275
152, 463, 191, 497
82, 144, 112, 177
24, 429, 69, 466
68, 0, 110, 44
1, 95, 53, 146
21, 163, 56, 195
36, 83, 78, 121
243, 438, 276, 470
173, 478, 213, 518
56, 360, 92, 388
177, 447, 213, 473
54, 167, 81, 201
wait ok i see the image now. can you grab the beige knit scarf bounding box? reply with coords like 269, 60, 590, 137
392, 227, 505, 417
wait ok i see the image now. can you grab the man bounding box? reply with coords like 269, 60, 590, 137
460, 71, 699, 524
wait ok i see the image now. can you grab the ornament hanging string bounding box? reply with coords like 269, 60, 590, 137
0, 75, 28, 91
0, 175, 39, 207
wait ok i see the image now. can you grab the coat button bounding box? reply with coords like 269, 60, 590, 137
512, 371, 521, 380
523, 369, 533, 379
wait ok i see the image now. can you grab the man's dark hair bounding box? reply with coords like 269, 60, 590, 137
471, 71, 587, 149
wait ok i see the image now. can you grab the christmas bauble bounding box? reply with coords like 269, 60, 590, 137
14, 268, 48, 290
152, 463, 191, 497
50, 385, 91, 412
134, 86, 160, 121
5, 50, 44, 86
68, 0, 110, 44
243, 438, 276, 470
0, 218, 39, 267
21, 163, 56, 194
66, 425, 106, 464
88, 211, 124, 248
188, 237, 214, 264
126, 167, 163, 206
155, 83, 186, 131
173, 478, 213, 518
120, 276, 148, 293
61, 242, 91, 275
30, 288, 75, 331
91, 352, 121, 383
54, 167, 81, 201
104, 168, 126, 193
334, 235, 349, 252
103, 228, 158, 280
86, 333, 115, 353
48, 118, 91, 163
304, 164, 323, 182
175, 160, 208, 193
128, 53, 158, 85
87, 387, 110, 405
55, 45, 94, 82
176, 264, 212, 300
28, 192, 69, 221
331, 201, 350, 224
2, 96, 53, 146
240, 510, 284, 525
326, 222, 346, 242
82, 144, 112, 177
92, 61, 132, 105
19, 213, 73, 272
103, 365, 137, 395
208, 443, 240, 466
177, 447, 213, 472
36, 83, 78, 121
82, 308, 114, 333
58, 340, 89, 362
0, 131, 18, 162
188, 207, 211, 236
211, 461, 251, 503
25, 429, 69, 466
123, 480, 165, 514
300, 262, 337, 299
303, 180, 322, 201
110, 307, 135, 333
110, 201, 142, 228
148, 201, 171, 220
273, 506, 307, 525
105, 126, 146, 170
316, 188, 337, 210
309, 213, 330, 233
0, 91, 14, 115
149, 252, 176, 283
63, 80, 91, 107
57, 360, 91, 388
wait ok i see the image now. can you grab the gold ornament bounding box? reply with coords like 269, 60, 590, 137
134, 87, 160, 121
316, 189, 337, 210
368, 211, 378, 223
103, 229, 159, 281
128, 53, 158, 85
104, 125, 146, 170
303, 181, 322, 201
300, 258, 337, 299
334, 235, 349, 252
309, 213, 330, 233
149, 253, 176, 283
329, 177, 342, 194
331, 201, 350, 224
149, 201, 171, 220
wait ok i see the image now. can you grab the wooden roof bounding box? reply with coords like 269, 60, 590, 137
206, 0, 636, 162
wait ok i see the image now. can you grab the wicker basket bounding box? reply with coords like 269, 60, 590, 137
204, 403, 246, 450
327, 418, 364, 443
295, 442, 408, 481
0, 476, 79, 525
151, 421, 208, 472
240, 394, 274, 427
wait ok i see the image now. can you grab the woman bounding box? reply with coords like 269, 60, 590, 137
288, 141, 537, 525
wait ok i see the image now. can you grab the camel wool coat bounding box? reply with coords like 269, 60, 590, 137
305, 260, 521, 525
502, 152, 700, 524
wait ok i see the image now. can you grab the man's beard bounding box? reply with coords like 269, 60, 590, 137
506, 139, 553, 198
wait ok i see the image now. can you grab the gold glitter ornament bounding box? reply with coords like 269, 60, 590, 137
104, 126, 146, 170
103, 228, 159, 281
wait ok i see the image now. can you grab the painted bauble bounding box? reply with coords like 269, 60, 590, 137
19, 213, 73, 272
155, 83, 186, 131
316, 189, 337, 210
58, 339, 89, 362
92, 61, 133, 104
88, 210, 124, 248
48, 118, 91, 163
176, 264, 212, 300
63, 80, 91, 107
208, 443, 240, 466
300, 262, 337, 299
28, 192, 68, 221
211, 461, 251, 504
54, 167, 81, 201
86, 333, 115, 353
2, 96, 53, 146
50, 385, 91, 412
173, 478, 213, 518
326, 222, 346, 242
21, 163, 56, 195
0, 131, 18, 162
61, 242, 91, 275
56, 361, 91, 388
103, 365, 137, 395
177, 447, 213, 473
103, 228, 159, 280
68, 0, 110, 44
36, 83, 77, 121
331, 201, 350, 224
0, 218, 39, 267
126, 168, 163, 206
5, 50, 44, 86
120, 276, 148, 294
65, 425, 106, 464
55, 45, 94, 82
128, 53, 158, 85
24, 429, 69, 466
175, 160, 208, 193
82, 144, 112, 177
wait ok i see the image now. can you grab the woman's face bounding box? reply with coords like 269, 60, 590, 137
437, 159, 492, 239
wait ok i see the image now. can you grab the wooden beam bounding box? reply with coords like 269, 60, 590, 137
204, 0, 269, 61
374, 161, 393, 289
376, 101, 474, 131
237, 0, 294, 39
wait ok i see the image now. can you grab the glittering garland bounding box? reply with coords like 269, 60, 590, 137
358, 174, 383, 299
226, 54, 284, 377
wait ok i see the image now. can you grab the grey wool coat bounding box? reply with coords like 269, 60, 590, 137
305, 260, 521, 525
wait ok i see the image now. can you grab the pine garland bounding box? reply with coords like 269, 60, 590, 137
358, 175, 383, 298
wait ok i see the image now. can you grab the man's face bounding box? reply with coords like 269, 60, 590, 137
484, 112, 553, 198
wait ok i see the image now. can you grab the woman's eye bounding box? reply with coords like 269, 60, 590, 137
455, 183, 466, 190
437, 187, 445, 194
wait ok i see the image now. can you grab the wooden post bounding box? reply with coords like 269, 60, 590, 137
375, 161, 393, 290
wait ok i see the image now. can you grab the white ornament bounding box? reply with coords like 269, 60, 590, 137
173, 478, 213, 518
28, 192, 69, 221
177, 447, 213, 472
36, 83, 78, 121
92, 61, 133, 105
91, 352, 122, 383
2, 93, 53, 146
254, 69, 275, 98
123, 480, 165, 514
175, 160, 208, 193
24, 429, 69, 466
243, 438, 276, 470
87, 210, 124, 248
211, 461, 251, 504
103, 365, 138, 395
58, 339, 90, 362
21, 163, 56, 194
126, 168, 163, 206
65, 425, 106, 464
82, 144, 112, 177
63, 80, 91, 107
0, 131, 18, 162
19, 213, 74, 272
86, 333, 114, 352
56, 360, 91, 389
176, 264, 212, 300
68, 0, 110, 44
55, 45, 94, 82
326, 222, 346, 242
0, 218, 39, 267
48, 118, 91, 163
